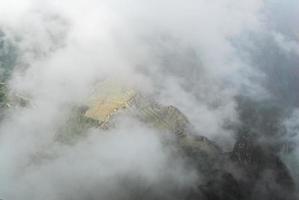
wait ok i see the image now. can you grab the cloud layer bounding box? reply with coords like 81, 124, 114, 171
0, 0, 298, 199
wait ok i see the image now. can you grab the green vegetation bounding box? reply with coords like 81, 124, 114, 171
0, 31, 18, 82
0, 82, 8, 107
56, 107, 100, 144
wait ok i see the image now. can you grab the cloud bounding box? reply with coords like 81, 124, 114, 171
0, 0, 298, 199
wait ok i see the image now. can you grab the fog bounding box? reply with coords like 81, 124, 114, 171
0, 0, 298, 199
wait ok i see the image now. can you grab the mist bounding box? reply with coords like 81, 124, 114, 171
0, 0, 298, 199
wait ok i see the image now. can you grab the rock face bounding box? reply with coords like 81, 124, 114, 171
229, 134, 296, 200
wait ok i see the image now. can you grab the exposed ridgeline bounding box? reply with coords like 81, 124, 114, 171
0, 75, 296, 199
83, 83, 222, 172
60, 82, 295, 200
